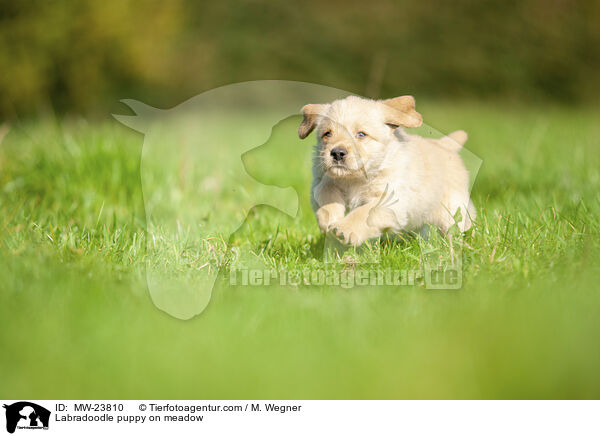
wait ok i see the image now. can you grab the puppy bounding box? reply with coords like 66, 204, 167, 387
298, 95, 475, 246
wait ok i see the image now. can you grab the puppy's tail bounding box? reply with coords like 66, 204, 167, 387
439, 130, 468, 151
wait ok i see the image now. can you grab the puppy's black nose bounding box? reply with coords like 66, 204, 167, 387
330, 147, 347, 162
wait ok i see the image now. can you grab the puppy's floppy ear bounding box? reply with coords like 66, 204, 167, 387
382, 95, 423, 128
298, 104, 327, 139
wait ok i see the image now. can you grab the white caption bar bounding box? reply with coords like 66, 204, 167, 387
1, 400, 598, 436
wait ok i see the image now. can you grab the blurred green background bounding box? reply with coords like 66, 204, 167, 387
1, 0, 599, 118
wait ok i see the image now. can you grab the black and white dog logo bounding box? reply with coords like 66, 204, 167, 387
3, 402, 50, 433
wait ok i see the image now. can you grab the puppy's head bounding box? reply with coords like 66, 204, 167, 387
299, 95, 422, 179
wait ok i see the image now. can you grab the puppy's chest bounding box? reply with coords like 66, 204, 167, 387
338, 181, 385, 210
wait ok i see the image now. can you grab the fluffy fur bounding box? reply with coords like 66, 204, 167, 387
299, 95, 475, 246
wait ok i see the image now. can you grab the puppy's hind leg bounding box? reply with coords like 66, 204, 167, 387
437, 195, 476, 234
462, 199, 476, 232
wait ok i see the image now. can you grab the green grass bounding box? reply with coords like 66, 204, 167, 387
1, 102, 599, 398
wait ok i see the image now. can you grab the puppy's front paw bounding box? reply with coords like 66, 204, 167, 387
330, 219, 380, 246
316, 208, 335, 233
316, 205, 344, 233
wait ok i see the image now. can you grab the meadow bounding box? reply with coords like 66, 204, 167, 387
1, 101, 599, 398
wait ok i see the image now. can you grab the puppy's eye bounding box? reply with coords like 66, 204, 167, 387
356, 131, 367, 138
322, 131, 332, 138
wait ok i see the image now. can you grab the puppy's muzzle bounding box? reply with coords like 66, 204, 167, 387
330, 146, 347, 162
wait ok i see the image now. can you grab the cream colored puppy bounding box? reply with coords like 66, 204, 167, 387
299, 95, 475, 246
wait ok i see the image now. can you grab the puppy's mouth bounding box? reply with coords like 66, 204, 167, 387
326, 163, 353, 177
321, 152, 367, 178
